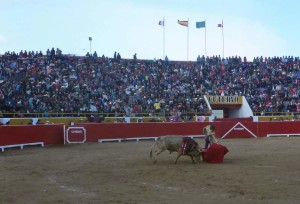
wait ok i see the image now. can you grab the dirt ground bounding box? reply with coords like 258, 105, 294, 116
0, 137, 300, 204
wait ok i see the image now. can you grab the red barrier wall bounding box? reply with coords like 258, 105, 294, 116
74, 122, 211, 142
0, 125, 64, 146
1, 122, 300, 147
71, 121, 300, 142
257, 122, 300, 137
214, 122, 259, 138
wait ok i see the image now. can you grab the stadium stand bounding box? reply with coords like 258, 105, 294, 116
0, 49, 299, 122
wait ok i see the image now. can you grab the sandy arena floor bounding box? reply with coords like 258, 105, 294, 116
0, 137, 300, 204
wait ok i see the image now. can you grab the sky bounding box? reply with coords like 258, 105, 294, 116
0, 0, 299, 61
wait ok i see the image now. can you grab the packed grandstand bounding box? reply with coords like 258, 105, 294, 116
0, 48, 299, 120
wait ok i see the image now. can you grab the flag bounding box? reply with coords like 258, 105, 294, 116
178, 20, 188, 27
159, 20, 164, 26
217, 23, 223, 28
196, 21, 205, 28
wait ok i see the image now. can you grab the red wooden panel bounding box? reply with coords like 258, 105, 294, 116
0, 125, 64, 146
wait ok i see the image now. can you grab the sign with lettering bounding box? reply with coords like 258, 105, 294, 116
222, 122, 257, 138
66, 127, 86, 144
207, 96, 243, 105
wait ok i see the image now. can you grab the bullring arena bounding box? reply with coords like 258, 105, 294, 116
1, 122, 300, 204
2, 1, 300, 203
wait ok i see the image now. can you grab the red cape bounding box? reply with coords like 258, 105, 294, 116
202, 143, 229, 163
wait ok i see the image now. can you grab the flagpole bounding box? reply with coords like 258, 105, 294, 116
187, 18, 189, 61
222, 19, 224, 59
163, 17, 165, 59
205, 20, 207, 57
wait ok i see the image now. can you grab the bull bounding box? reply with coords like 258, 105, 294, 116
149, 136, 202, 164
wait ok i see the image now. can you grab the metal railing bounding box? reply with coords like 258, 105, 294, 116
0, 111, 209, 119
253, 112, 299, 116
1, 111, 298, 119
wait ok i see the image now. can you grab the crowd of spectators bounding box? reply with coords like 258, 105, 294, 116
0, 48, 299, 119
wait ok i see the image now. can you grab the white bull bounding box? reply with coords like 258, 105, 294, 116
149, 135, 201, 164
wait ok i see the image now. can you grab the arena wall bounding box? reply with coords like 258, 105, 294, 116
0, 125, 64, 146
1, 122, 300, 149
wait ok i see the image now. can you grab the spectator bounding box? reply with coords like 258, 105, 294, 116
117, 53, 121, 61
28, 119, 33, 125
165, 55, 169, 62
93, 51, 98, 59
154, 100, 161, 114
0, 49, 299, 119
36, 119, 43, 124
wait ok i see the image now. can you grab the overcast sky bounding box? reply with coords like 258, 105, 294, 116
0, 0, 299, 61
